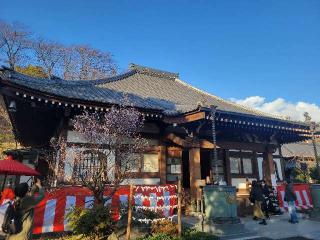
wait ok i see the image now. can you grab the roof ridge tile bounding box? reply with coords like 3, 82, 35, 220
129, 63, 179, 80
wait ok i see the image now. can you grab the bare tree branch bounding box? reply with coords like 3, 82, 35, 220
0, 20, 32, 69
33, 38, 64, 78
61, 45, 117, 80
52, 99, 147, 205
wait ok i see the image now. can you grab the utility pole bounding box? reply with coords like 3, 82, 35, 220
310, 121, 320, 176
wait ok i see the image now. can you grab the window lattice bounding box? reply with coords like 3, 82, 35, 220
73, 151, 103, 182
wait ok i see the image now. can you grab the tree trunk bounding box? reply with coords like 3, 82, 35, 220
93, 190, 104, 206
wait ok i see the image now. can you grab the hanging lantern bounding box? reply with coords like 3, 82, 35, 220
8, 101, 16, 112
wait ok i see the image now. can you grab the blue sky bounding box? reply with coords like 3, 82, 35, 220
1, 1, 320, 120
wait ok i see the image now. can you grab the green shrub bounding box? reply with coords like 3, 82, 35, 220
137, 233, 178, 240
292, 168, 308, 183
137, 228, 217, 240
151, 219, 177, 236
310, 166, 320, 183
67, 205, 116, 239
182, 229, 218, 240
135, 209, 163, 221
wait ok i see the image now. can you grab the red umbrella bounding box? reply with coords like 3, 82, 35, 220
0, 155, 40, 190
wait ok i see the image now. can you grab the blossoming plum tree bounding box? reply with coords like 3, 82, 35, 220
53, 100, 147, 205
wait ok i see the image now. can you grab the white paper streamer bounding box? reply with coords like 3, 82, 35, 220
132, 215, 177, 224
134, 205, 178, 211
133, 195, 177, 201
135, 185, 177, 192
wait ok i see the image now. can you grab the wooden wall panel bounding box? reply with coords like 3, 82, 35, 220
158, 145, 167, 184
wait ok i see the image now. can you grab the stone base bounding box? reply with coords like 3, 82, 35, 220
201, 220, 255, 239
182, 215, 258, 240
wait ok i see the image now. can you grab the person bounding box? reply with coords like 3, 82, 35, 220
6, 178, 45, 240
284, 182, 298, 224
268, 187, 282, 215
0, 181, 15, 205
260, 180, 270, 219
250, 180, 267, 225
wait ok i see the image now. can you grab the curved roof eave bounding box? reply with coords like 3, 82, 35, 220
0, 66, 312, 129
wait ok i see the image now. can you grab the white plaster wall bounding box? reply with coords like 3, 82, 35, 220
121, 178, 160, 185
146, 139, 159, 146
231, 178, 257, 189
67, 131, 87, 143
257, 157, 264, 180
67, 130, 158, 146
274, 158, 283, 180
64, 147, 76, 181
257, 157, 283, 181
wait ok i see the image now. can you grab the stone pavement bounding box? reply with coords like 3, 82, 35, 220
0, 214, 319, 240
182, 213, 320, 240
241, 214, 320, 240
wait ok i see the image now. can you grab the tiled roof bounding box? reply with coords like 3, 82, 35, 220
0, 67, 174, 111
0, 64, 308, 123
282, 142, 320, 158
93, 64, 291, 119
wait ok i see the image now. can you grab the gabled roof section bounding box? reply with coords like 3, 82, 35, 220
95, 64, 287, 120
282, 142, 320, 158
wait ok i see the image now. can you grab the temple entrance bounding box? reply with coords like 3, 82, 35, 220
182, 150, 190, 188
200, 149, 211, 180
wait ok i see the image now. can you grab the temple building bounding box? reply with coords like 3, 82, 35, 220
0, 64, 312, 202
282, 141, 320, 180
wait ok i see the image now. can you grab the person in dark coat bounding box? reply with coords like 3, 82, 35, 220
260, 180, 270, 219
6, 179, 45, 240
250, 180, 267, 225
284, 182, 298, 224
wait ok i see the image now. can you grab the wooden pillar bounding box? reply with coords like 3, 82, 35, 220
158, 145, 167, 184
56, 128, 68, 185
278, 146, 286, 181
189, 147, 201, 201
263, 151, 275, 186
126, 184, 134, 240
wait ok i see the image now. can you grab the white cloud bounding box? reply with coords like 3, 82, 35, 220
230, 96, 320, 122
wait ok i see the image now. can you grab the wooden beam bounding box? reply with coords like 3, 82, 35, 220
218, 141, 277, 153
164, 111, 206, 124
165, 133, 187, 147
167, 147, 182, 158
165, 133, 217, 149
199, 139, 215, 149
